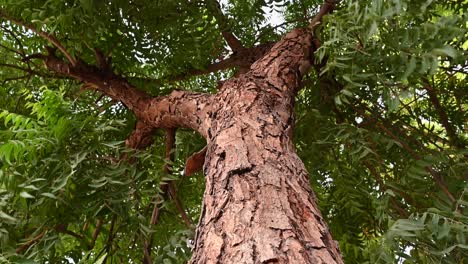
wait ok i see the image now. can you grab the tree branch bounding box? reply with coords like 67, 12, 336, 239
308, 0, 339, 31
0, 24, 27, 56
205, 0, 244, 51
88, 219, 104, 250
422, 78, 461, 148
167, 41, 275, 81
168, 182, 193, 227
0, 62, 60, 79
15, 230, 46, 254
0, 43, 24, 56
39, 49, 213, 134
124, 122, 156, 151
0, 9, 77, 66
364, 161, 410, 217
142, 128, 176, 264
54, 224, 85, 240
103, 215, 117, 263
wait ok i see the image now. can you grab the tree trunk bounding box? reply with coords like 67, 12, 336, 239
190, 29, 343, 263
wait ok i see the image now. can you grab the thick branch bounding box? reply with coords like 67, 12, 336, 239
40, 50, 213, 133
247, 1, 337, 94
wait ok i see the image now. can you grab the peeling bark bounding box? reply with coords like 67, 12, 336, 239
190, 28, 343, 263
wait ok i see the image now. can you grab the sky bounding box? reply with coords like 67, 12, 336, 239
219, 0, 286, 27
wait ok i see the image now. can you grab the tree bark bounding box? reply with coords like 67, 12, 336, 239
190, 28, 343, 263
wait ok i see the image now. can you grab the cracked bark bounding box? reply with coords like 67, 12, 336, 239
190, 28, 343, 264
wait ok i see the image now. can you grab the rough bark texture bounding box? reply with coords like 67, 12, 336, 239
190, 29, 343, 264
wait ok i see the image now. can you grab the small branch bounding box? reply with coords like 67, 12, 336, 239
307, 0, 339, 73
168, 182, 193, 227
205, 0, 244, 51
88, 219, 104, 250
2, 74, 30, 84
0, 62, 63, 79
364, 162, 410, 217
103, 215, 117, 263
0, 62, 32, 72
169, 56, 240, 81
54, 224, 85, 240
0, 24, 27, 56
376, 124, 457, 204
60, 229, 84, 240
163, 128, 177, 174
222, 31, 244, 51
0, 9, 77, 66
169, 41, 275, 81
15, 230, 46, 254
340, 91, 458, 206
162, 130, 193, 227
0, 43, 24, 56
143, 128, 176, 263
428, 168, 457, 204
422, 78, 461, 148
308, 0, 339, 31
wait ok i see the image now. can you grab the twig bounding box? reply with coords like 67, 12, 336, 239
103, 215, 117, 263
2, 75, 30, 84
88, 219, 104, 250
0, 24, 27, 56
168, 182, 193, 227
0, 43, 24, 56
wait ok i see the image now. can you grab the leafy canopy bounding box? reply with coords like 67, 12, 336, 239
0, 0, 467, 263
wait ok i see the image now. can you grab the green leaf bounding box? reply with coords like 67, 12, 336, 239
432, 46, 457, 58
40, 192, 57, 199
20, 191, 35, 199
95, 253, 107, 264
0, 211, 17, 222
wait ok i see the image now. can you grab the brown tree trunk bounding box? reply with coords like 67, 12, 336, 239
190, 29, 343, 263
